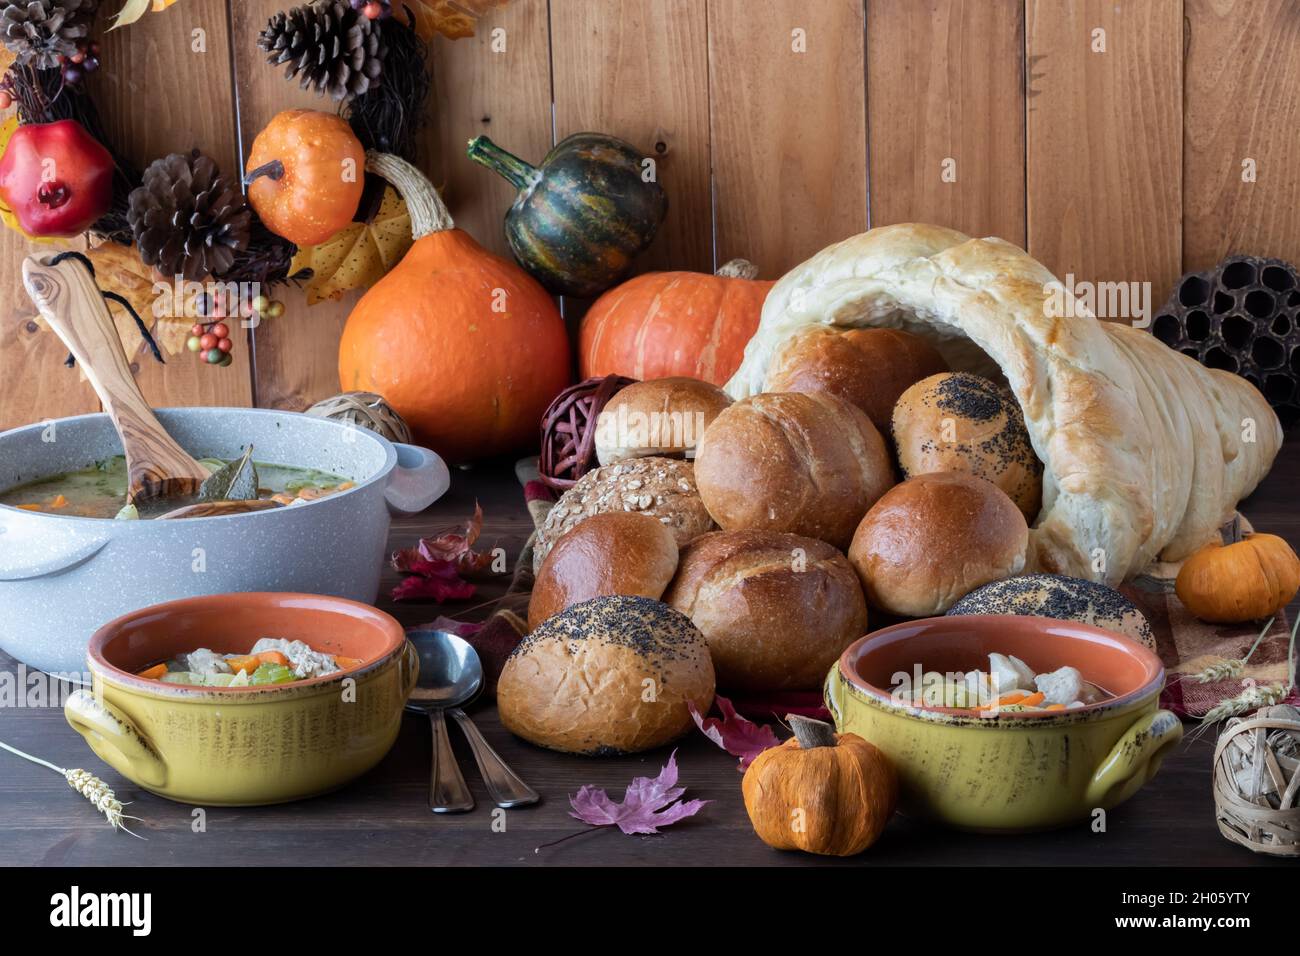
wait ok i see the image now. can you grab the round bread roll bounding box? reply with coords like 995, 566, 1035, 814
891, 371, 1043, 520
594, 377, 732, 465
947, 573, 1156, 650
693, 392, 894, 549
529, 512, 680, 630
498, 595, 716, 755
765, 326, 948, 432
849, 472, 1028, 616
533, 457, 714, 573
665, 530, 867, 691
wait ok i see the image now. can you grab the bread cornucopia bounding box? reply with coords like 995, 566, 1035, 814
726, 223, 1284, 584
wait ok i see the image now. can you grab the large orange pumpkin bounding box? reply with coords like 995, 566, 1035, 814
338, 153, 571, 463
579, 259, 774, 386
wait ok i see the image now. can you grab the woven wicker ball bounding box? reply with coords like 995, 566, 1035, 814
538, 374, 636, 491
1213, 703, 1300, 857
1152, 255, 1300, 428
305, 391, 412, 445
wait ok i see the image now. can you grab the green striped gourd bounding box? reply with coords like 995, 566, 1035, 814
467, 132, 668, 297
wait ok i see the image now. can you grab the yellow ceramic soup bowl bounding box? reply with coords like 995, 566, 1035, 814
824, 614, 1181, 832
65, 592, 418, 806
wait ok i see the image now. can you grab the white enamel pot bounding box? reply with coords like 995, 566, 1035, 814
0, 407, 449, 675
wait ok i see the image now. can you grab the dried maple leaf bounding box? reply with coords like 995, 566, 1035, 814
288, 185, 412, 305
390, 560, 476, 602
392, 502, 492, 576
567, 752, 709, 836
407, 0, 511, 41
689, 697, 781, 771
84, 240, 195, 357
110, 0, 183, 30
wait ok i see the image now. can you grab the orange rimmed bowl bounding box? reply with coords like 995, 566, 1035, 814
65, 592, 418, 806
824, 614, 1182, 832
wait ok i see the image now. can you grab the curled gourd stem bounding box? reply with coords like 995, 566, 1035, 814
716, 258, 759, 280
788, 714, 837, 749
365, 150, 453, 239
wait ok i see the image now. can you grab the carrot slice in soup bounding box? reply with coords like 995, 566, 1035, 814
137, 663, 168, 680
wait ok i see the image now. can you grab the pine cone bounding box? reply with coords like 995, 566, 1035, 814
127, 151, 252, 282
259, 0, 385, 101
1, 0, 96, 70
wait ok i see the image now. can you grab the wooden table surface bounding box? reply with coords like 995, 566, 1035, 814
2, 444, 1297, 868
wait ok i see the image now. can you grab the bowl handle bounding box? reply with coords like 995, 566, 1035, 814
399, 639, 420, 697
385, 443, 451, 516
1085, 708, 1182, 808
64, 690, 168, 789
823, 663, 846, 729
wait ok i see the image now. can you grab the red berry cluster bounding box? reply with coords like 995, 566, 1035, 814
185, 292, 284, 369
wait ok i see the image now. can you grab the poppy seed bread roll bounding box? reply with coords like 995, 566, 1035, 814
849, 472, 1029, 616
693, 392, 894, 550
528, 512, 680, 630
891, 372, 1043, 521
498, 595, 715, 755
947, 573, 1155, 650
765, 326, 948, 432
665, 530, 868, 691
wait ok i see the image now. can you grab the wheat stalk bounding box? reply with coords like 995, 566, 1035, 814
0, 741, 145, 838
1191, 614, 1299, 742
1184, 617, 1274, 685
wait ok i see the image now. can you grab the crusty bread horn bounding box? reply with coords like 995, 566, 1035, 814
727, 223, 1282, 584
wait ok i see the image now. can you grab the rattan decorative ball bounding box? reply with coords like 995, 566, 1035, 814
538, 374, 635, 491
1213, 703, 1300, 857
1152, 255, 1300, 428
305, 391, 411, 444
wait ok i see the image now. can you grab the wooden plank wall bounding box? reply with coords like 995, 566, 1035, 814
3, 0, 1300, 431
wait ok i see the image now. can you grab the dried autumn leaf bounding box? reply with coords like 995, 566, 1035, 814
689, 697, 781, 771
0, 46, 16, 76
288, 186, 412, 305
408, 0, 511, 41
85, 240, 194, 357
110, 0, 183, 30
567, 752, 709, 836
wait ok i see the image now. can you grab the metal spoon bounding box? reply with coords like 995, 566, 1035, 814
404, 629, 539, 812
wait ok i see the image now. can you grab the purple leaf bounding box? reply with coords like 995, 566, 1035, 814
568, 751, 710, 835
689, 696, 781, 771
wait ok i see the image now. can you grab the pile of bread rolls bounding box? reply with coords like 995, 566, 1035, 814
502, 335, 1145, 755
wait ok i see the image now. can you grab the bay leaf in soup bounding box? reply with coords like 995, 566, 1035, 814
199, 446, 258, 502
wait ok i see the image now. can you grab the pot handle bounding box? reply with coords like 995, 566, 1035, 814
0, 525, 110, 581
65, 690, 168, 789
385, 443, 450, 516
1085, 708, 1182, 808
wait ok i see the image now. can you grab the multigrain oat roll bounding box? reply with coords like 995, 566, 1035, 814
665, 530, 868, 691
498, 595, 715, 755
693, 392, 894, 550
891, 372, 1042, 521
532, 457, 714, 573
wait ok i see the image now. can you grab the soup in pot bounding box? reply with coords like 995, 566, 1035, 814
0, 455, 351, 519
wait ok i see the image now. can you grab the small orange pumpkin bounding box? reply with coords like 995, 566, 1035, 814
338, 153, 571, 463
579, 259, 773, 386
1175, 528, 1300, 623
742, 715, 896, 857
246, 109, 365, 246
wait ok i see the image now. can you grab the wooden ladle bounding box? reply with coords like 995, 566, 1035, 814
21, 253, 211, 503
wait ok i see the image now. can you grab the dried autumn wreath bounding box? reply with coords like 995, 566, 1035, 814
0, 0, 506, 368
